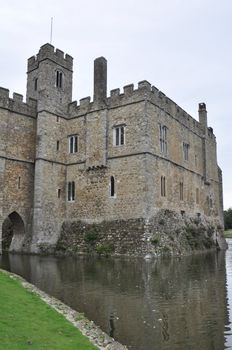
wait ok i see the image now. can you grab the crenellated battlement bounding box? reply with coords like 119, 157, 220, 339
0, 87, 37, 117
67, 76, 210, 137
105, 80, 209, 136
27, 43, 73, 73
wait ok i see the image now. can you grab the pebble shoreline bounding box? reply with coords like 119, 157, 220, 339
0, 269, 128, 350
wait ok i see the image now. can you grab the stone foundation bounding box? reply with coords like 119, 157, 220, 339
54, 210, 227, 257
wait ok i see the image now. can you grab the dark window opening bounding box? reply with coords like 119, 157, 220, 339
180, 182, 184, 201
196, 188, 199, 204
18, 177, 21, 189
110, 176, 115, 197
58, 189, 61, 198
183, 142, 189, 161
56, 71, 63, 88
34, 78, 38, 91
56, 140, 60, 151
161, 176, 166, 197
68, 181, 75, 201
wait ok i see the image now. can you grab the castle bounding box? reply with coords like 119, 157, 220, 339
0, 43, 227, 256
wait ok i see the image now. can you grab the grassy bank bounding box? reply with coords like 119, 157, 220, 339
224, 229, 232, 238
0, 271, 98, 350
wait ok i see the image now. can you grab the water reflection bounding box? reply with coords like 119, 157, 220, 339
0, 246, 231, 350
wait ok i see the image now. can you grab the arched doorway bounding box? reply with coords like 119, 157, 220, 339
2, 212, 25, 252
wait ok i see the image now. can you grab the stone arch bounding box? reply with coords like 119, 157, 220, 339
2, 212, 26, 252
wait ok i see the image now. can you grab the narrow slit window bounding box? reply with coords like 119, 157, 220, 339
67, 181, 75, 201
183, 142, 190, 161
56, 71, 63, 88
159, 125, 167, 154
180, 182, 184, 201
34, 78, 38, 91
161, 176, 166, 197
196, 188, 199, 204
110, 176, 115, 197
18, 176, 21, 189
57, 189, 61, 199
56, 140, 60, 151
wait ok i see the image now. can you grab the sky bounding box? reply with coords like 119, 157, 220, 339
0, 0, 231, 209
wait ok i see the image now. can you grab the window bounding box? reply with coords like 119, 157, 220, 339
161, 176, 166, 197
69, 135, 78, 154
209, 196, 213, 208
114, 125, 125, 146
196, 188, 199, 204
67, 181, 75, 202
18, 177, 21, 189
183, 142, 189, 161
159, 125, 167, 154
110, 176, 115, 197
57, 189, 61, 199
34, 78, 38, 91
56, 140, 60, 151
195, 155, 198, 167
180, 182, 184, 201
56, 71, 63, 88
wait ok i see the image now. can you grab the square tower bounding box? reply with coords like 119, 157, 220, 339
26, 43, 73, 114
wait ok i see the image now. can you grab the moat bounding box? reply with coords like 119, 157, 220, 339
1, 241, 232, 350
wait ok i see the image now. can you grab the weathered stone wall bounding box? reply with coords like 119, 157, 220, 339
56, 209, 223, 257
0, 90, 36, 252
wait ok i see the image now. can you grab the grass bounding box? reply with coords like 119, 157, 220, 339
224, 229, 232, 238
0, 271, 98, 350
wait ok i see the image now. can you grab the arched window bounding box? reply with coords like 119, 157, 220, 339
159, 125, 167, 154
56, 71, 63, 88
110, 176, 115, 197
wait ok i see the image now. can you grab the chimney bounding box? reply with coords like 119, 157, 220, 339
198, 102, 207, 128
94, 57, 107, 102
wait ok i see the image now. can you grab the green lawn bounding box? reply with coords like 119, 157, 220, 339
0, 271, 98, 350
224, 229, 232, 238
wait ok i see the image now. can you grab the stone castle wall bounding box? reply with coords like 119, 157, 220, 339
0, 88, 37, 252
0, 43, 227, 255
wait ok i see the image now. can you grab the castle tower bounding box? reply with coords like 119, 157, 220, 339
26, 43, 73, 114
28, 44, 73, 253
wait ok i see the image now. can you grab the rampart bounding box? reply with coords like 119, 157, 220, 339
0, 87, 37, 117
68, 80, 214, 141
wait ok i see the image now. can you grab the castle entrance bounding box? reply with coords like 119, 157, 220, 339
2, 212, 25, 252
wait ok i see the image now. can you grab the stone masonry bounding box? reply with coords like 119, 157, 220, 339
0, 43, 227, 256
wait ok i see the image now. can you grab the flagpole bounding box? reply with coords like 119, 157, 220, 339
50, 17, 53, 44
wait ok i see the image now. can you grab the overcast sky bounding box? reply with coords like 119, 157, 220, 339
1, 0, 231, 209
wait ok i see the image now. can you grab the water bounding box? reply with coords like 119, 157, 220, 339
1, 241, 232, 350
